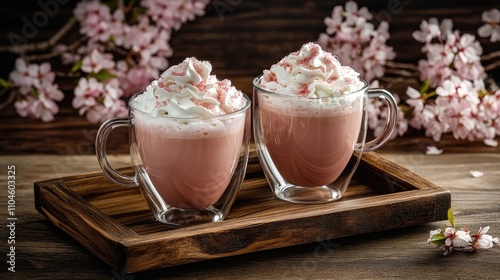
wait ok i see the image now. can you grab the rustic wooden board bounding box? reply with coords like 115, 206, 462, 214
34, 151, 450, 273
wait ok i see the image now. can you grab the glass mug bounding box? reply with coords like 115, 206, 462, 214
95, 93, 251, 227
253, 76, 397, 204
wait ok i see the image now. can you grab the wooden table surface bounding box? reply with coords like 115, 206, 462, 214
1, 139, 499, 279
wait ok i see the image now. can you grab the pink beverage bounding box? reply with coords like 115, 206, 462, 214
135, 115, 245, 209
260, 99, 363, 187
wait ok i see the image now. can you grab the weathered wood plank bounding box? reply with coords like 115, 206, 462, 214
33, 151, 450, 273
0, 151, 499, 278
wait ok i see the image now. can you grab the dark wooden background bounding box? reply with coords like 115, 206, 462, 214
1, 0, 499, 155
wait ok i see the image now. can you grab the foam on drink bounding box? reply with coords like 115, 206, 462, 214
259, 42, 363, 98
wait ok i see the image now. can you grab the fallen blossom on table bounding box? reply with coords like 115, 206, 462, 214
428, 208, 499, 255
469, 170, 484, 178
425, 146, 443, 155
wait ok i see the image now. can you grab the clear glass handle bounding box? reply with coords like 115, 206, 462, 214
364, 88, 398, 152
95, 117, 138, 187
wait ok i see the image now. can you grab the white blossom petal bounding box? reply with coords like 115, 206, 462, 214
470, 170, 484, 178
426, 146, 443, 155
484, 139, 498, 147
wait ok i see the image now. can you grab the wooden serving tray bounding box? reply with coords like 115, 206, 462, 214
34, 150, 450, 273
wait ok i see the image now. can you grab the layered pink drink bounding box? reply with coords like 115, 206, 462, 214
257, 43, 365, 187
131, 58, 247, 209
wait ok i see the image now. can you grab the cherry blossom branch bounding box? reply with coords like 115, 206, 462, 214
482, 50, 500, 61
384, 51, 500, 76
484, 60, 500, 72
481, 50, 500, 72
54, 71, 81, 78
0, 17, 77, 55
380, 76, 418, 90
24, 36, 87, 62
385, 68, 417, 77
0, 90, 16, 111
385, 61, 418, 71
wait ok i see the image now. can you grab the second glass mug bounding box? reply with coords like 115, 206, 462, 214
95, 93, 251, 227
253, 76, 397, 204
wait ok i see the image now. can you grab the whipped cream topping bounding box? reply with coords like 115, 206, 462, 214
132, 57, 246, 118
259, 42, 364, 97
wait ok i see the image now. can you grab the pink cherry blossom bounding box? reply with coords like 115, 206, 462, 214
141, 0, 209, 31
102, 78, 124, 107
108, 9, 128, 46
412, 19, 441, 43
9, 58, 63, 122
454, 60, 486, 82
417, 60, 453, 88
478, 9, 500, 42
34, 99, 60, 122
73, 77, 103, 110
428, 223, 498, 255
429, 18, 453, 40
72, 77, 127, 124
31, 62, 56, 89
9, 58, 37, 94
443, 227, 472, 254
74, 0, 112, 41
472, 226, 500, 251
324, 6, 343, 35
118, 65, 156, 97
14, 95, 36, 118
81, 49, 115, 74
5, 0, 210, 123
415, 19, 486, 88
422, 104, 448, 142
318, 1, 394, 83
344, 1, 372, 25
453, 34, 484, 71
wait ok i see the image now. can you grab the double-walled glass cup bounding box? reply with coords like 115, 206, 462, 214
96, 93, 251, 227
253, 76, 397, 204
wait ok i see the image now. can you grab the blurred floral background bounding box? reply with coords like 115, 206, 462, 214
0, 0, 498, 148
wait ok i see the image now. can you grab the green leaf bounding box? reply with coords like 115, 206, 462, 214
102, 0, 118, 10
91, 69, 116, 82
71, 60, 83, 72
31, 87, 39, 99
429, 239, 446, 247
448, 207, 455, 228
0, 78, 12, 88
419, 79, 430, 94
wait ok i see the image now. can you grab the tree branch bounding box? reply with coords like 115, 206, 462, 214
385, 68, 418, 77
481, 50, 500, 61
0, 91, 17, 111
0, 17, 77, 55
484, 60, 500, 72
382, 76, 417, 91
385, 61, 419, 71
24, 36, 87, 62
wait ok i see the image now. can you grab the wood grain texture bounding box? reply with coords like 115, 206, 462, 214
33, 151, 450, 273
1, 151, 499, 279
